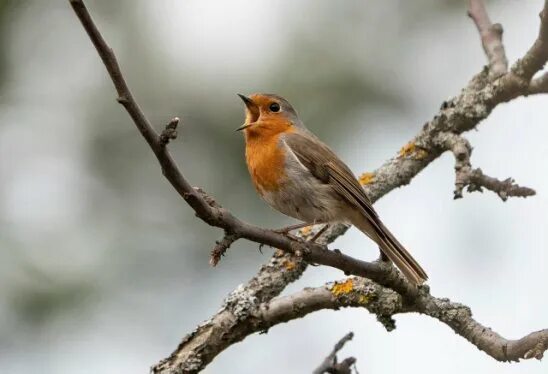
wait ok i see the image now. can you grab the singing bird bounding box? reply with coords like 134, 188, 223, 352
237, 93, 428, 285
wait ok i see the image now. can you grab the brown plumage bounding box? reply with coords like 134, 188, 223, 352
238, 93, 428, 285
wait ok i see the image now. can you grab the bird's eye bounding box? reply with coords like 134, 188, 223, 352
269, 102, 281, 112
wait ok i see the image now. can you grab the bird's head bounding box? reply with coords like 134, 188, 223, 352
236, 93, 302, 137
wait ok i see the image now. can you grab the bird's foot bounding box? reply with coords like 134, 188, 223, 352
309, 224, 330, 243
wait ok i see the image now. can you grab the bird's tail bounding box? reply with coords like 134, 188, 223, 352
352, 216, 428, 285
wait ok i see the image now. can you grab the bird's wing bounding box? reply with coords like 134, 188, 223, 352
283, 131, 428, 284
282, 131, 379, 223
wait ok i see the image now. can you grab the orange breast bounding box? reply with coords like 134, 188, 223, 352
245, 133, 286, 194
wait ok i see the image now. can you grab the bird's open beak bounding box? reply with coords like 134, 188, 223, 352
236, 94, 257, 131
235, 123, 251, 131
237, 93, 254, 107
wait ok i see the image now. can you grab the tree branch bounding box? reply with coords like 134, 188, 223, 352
68, 0, 548, 373
313, 332, 357, 374
435, 132, 535, 200
210, 231, 239, 266
156, 276, 548, 373
511, 0, 548, 82
529, 71, 548, 94
467, 0, 508, 78
262, 278, 548, 363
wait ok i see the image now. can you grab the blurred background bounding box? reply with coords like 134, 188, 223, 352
0, 0, 547, 373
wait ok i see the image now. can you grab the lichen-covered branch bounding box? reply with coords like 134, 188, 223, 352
266, 277, 548, 363
467, 0, 508, 78
313, 332, 357, 374
510, 0, 548, 81
263, 278, 548, 363
435, 132, 535, 200
466, 169, 536, 201
156, 275, 548, 373
153, 251, 309, 374
68, 0, 548, 373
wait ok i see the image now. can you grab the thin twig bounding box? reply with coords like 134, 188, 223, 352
313, 332, 357, 374
467, 0, 508, 78
210, 232, 239, 266
467, 169, 536, 201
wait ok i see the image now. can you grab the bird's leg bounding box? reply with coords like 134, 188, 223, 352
304, 224, 330, 267
310, 224, 330, 243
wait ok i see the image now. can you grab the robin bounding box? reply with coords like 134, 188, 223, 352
237, 93, 428, 285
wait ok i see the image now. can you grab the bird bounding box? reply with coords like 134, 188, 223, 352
236, 93, 428, 285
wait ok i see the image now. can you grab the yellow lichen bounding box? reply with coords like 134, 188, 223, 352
399, 141, 428, 160
399, 142, 416, 158
283, 259, 296, 271
414, 149, 428, 160
299, 226, 312, 235
358, 295, 370, 304
331, 279, 354, 296
358, 172, 375, 185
